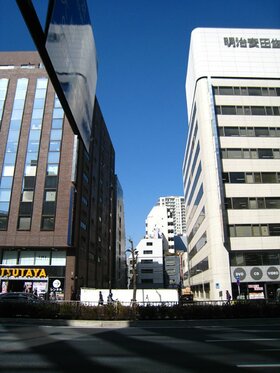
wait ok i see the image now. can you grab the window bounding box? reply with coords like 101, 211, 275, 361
141, 279, 153, 284
24, 166, 36, 176
0, 189, 11, 201
51, 251, 66, 265
23, 176, 35, 189
47, 164, 58, 176
146, 242, 153, 246
248, 87, 262, 96
45, 176, 58, 188
50, 129, 62, 141
235, 225, 252, 237
258, 149, 273, 159
35, 251, 50, 265
266, 198, 280, 209
2, 251, 17, 265
219, 87, 234, 95
49, 141, 61, 152
141, 269, 153, 274
249, 199, 258, 209
269, 224, 280, 236
230, 172, 245, 183
41, 216, 55, 230
143, 250, 153, 254
255, 127, 269, 136
222, 106, 236, 115
0, 202, 9, 214
20, 217, 35, 235
48, 152, 60, 163
224, 127, 239, 136
52, 119, 63, 129
3, 166, 15, 177
261, 225, 269, 236
19, 251, 35, 265
251, 106, 266, 115
252, 225, 261, 236
232, 198, 248, 209
19, 202, 32, 215
227, 149, 242, 158
262, 173, 277, 183
21, 191, 34, 202
45, 191, 56, 202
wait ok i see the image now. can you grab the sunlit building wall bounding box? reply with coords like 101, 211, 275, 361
183, 28, 280, 300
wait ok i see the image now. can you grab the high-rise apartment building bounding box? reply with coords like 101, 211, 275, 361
0, 52, 122, 299
157, 196, 186, 235
183, 28, 280, 300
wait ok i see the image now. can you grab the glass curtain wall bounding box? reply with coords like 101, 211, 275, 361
41, 95, 63, 230
0, 78, 28, 230
0, 79, 8, 128
18, 78, 48, 230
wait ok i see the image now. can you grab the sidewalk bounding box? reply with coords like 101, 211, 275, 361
1, 317, 280, 328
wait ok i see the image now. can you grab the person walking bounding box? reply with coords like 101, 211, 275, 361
98, 291, 104, 306
226, 290, 232, 305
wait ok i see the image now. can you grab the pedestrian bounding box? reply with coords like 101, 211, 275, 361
107, 291, 114, 304
276, 288, 280, 303
226, 290, 231, 305
98, 291, 104, 306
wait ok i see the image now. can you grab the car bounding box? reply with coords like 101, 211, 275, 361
0, 292, 53, 317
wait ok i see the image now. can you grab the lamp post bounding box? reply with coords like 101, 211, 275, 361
127, 239, 138, 305
196, 269, 205, 299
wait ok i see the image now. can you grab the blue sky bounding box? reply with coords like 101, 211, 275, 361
0, 0, 279, 246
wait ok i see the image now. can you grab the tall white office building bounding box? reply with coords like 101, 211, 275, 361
183, 28, 280, 300
157, 196, 187, 235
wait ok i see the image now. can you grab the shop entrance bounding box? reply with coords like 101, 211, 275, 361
1, 279, 48, 298
7, 280, 25, 292
265, 283, 280, 300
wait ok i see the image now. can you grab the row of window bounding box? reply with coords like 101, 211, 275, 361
222, 172, 280, 184
1, 249, 66, 266
221, 148, 280, 159
182, 105, 197, 172
0, 79, 8, 127
218, 126, 280, 138
184, 142, 200, 206
184, 136, 199, 190
213, 86, 280, 97
186, 163, 202, 208
0, 78, 28, 230
189, 257, 209, 278
229, 224, 280, 237
186, 184, 204, 226
188, 232, 207, 261
216, 105, 280, 116
225, 197, 280, 210
187, 207, 205, 244
41, 95, 63, 231
18, 78, 48, 231
230, 251, 280, 266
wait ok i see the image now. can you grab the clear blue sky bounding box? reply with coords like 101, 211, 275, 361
0, 0, 279, 246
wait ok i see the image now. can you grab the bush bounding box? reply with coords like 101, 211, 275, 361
1, 300, 280, 320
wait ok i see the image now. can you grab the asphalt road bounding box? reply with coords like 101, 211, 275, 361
0, 318, 280, 372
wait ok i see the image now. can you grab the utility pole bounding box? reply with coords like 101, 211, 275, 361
127, 238, 138, 305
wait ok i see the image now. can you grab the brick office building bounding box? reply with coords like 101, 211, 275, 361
0, 52, 119, 300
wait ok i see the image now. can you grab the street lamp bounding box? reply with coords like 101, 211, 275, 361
127, 238, 138, 305
196, 269, 205, 299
